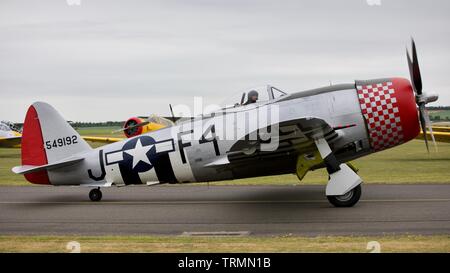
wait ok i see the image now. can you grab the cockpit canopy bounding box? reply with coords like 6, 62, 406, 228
147, 114, 175, 127
221, 85, 287, 109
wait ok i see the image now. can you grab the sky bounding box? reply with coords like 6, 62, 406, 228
0, 0, 449, 122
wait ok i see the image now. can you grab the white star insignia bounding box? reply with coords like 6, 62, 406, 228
124, 138, 154, 169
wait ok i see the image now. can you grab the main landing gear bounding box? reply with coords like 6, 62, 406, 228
314, 138, 363, 207
89, 187, 102, 202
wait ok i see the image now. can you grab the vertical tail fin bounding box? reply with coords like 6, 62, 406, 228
21, 102, 92, 184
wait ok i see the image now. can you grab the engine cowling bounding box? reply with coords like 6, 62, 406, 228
122, 117, 167, 138
355, 77, 420, 152
123, 117, 147, 138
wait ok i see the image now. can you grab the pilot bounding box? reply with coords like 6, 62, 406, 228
244, 90, 259, 105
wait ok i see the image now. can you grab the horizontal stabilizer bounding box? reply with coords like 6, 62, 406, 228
12, 156, 84, 175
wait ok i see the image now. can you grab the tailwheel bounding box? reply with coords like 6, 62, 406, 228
327, 184, 361, 207
89, 188, 102, 202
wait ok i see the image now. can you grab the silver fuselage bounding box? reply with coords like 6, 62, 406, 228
49, 84, 373, 186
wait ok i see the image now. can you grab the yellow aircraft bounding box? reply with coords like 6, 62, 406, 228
0, 121, 22, 148
417, 126, 450, 143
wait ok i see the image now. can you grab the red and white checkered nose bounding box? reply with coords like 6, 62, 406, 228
356, 78, 420, 152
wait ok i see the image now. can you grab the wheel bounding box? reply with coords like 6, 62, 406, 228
327, 184, 361, 207
89, 188, 102, 202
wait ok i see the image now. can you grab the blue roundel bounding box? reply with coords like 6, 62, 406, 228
120, 136, 156, 173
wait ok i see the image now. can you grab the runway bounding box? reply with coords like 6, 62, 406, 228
0, 184, 449, 236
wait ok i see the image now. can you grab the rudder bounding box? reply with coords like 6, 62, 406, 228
21, 102, 92, 184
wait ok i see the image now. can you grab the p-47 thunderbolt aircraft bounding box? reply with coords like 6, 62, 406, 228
0, 121, 22, 148
12, 40, 439, 207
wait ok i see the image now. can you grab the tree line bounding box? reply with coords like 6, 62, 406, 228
69, 121, 125, 128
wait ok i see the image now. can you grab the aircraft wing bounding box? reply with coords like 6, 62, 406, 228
417, 131, 450, 143
226, 117, 339, 164
278, 117, 338, 141
0, 136, 22, 148
81, 136, 124, 144
430, 126, 450, 133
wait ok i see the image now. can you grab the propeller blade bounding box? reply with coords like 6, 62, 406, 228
111, 121, 149, 133
111, 128, 127, 133
427, 123, 438, 152
407, 39, 437, 152
418, 104, 429, 153
423, 107, 438, 152
411, 39, 423, 95
406, 49, 417, 94
126, 121, 149, 130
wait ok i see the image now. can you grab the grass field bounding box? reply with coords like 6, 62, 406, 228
1, 126, 450, 186
75, 126, 123, 139
0, 235, 448, 253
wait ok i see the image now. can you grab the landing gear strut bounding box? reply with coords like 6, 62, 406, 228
314, 138, 363, 207
89, 188, 102, 202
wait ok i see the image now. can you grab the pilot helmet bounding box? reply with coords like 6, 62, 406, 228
248, 90, 259, 99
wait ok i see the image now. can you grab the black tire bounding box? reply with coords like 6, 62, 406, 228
89, 188, 102, 202
327, 184, 361, 207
